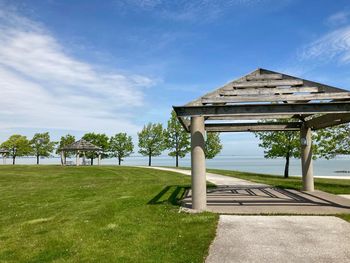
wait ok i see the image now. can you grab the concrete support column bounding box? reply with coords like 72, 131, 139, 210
191, 116, 206, 211
98, 154, 101, 166
76, 151, 80, 166
60, 151, 65, 166
300, 124, 314, 191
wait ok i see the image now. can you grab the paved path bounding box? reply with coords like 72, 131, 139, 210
206, 215, 350, 263
144, 166, 266, 186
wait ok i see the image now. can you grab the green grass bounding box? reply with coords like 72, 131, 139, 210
0, 165, 218, 263
206, 169, 350, 195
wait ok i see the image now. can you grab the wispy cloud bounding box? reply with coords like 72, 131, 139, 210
326, 11, 350, 27
299, 25, 350, 64
115, 0, 266, 22
0, 8, 155, 134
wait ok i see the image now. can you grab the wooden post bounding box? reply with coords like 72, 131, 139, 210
191, 116, 206, 211
300, 124, 314, 191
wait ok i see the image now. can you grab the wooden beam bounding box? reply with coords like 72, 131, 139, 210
205, 122, 301, 132
246, 74, 283, 81
232, 79, 304, 88
173, 102, 350, 118
220, 87, 319, 95
202, 92, 350, 104
206, 114, 297, 120
306, 113, 350, 130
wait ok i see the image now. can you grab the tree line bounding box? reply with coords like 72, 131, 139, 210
255, 119, 350, 178
0, 111, 223, 166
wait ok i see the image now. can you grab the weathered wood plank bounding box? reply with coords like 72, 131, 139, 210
173, 102, 350, 117
202, 92, 350, 104
220, 87, 319, 95
206, 114, 296, 120
232, 79, 304, 88
246, 74, 283, 81
306, 113, 350, 130
205, 122, 301, 132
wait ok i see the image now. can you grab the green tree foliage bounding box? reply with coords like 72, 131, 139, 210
315, 124, 350, 159
0, 135, 32, 165
164, 111, 190, 167
57, 134, 75, 164
82, 133, 109, 165
109, 133, 134, 165
255, 119, 301, 178
30, 132, 57, 164
205, 132, 223, 159
138, 123, 165, 166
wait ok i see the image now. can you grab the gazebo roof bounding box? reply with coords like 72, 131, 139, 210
174, 68, 350, 132
61, 139, 102, 151
0, 148, 9, 154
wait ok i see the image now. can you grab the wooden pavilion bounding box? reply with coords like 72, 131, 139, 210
0, 148, 9, 165
173, 68, 350, 211
60, 139, 102, 166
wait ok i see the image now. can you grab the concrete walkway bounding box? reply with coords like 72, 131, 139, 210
147, 167, 350, 214
145, 166, 267, 186
206, 215, 350, 263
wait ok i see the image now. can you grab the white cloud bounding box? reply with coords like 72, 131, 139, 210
326, 11, 350, 27
299, 25, 350, 64
116, 0, 265, 22
0, 8, 155, 135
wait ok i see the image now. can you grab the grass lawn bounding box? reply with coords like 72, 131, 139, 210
0, 165, 218, 263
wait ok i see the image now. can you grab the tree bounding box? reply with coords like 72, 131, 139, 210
0, 135, 32, 165
109, 133, 134, 165
138, 123, 165, 166
205, 132, 223, 159
82, 133, 109, 165
164, 111, 190, 167
254, 120, 301, 178
30, 132, 57, 164
57, 134, 75, 164
315, 123, 350, 159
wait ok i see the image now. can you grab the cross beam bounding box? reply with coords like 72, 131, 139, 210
205, 122, 301, 132
174, 102, 350, 118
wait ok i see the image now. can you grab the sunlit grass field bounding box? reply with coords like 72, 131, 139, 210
0, 166, 218, 263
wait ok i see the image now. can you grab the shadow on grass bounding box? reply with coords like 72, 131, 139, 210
148, 185, 190, 206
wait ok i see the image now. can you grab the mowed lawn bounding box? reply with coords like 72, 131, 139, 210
0, 166, 218, 263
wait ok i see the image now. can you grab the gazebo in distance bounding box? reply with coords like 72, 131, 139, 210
174, 68, 350, 211
60, 139, 102, 166
0, 148, 9, 165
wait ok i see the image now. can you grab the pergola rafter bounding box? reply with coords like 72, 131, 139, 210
173, 68, 350, 211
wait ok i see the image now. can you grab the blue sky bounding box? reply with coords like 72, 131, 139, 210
1, 0, 350, 156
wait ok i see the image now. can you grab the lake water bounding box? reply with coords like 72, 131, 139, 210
3, 155, 350, 177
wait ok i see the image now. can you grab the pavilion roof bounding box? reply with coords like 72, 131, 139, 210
61, 139, 102, 151
173, 68, 350, 132
0, 148, 9, 154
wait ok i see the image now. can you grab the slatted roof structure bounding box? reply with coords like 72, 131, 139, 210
60, 139, 102, 151
174, 68, 350, 133
0, 148, 9, 154
173, 68, 350, 211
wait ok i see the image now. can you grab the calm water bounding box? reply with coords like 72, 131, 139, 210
3, 155, 350, 177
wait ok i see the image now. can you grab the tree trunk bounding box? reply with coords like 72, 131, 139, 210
176, 154, 179, 167
148, 154, 152, 166
284, 153, 290, 178
37, 155, 40, 165
118, 157, 121, 165
91, 157, 93, 166
13, 156, 15, 165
